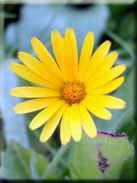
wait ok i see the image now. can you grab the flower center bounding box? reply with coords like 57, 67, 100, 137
60, 81, 86, 105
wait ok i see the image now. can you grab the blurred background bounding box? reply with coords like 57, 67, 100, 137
0, 1, 136, 180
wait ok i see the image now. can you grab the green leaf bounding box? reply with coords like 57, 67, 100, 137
69, 132, 134, 179
69, 134, 103, 179
2, 141, 57, 179
118, 13, 135, 41
3, 141, 32, 179
119, 156, 135, 179
108, 4, 128, 21
116, 119, 136, 142
105, 30, 134, 60
96, 132, 134, 179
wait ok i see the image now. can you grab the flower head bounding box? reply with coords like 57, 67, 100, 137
10, 28, 126, 145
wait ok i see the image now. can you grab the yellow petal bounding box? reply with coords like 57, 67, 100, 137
13, 98, 55, 114
18, 52, 62, 89
89, 77, 125, 95
66, 28, 78, 71
9, 63, 53, 88
60, 107, 71, 145
88, 95, 126, 109
87, 64, 126, 90
51, 31, 68, 80
81, 97, 112, 120
40, 103, 68, 143
84, 40, 111, 82
87, 51, 118, 84
63, 28, 78, 81
78, 104, 97, 138
78, 32, 94, 80
31, 37, 62, 79
10, 87, 60, 98
69, 104, 82, 142
97, 51, 118, 75
29, 99, 64, 130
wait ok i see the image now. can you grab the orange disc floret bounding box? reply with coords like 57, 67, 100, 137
60, 81, 86, 105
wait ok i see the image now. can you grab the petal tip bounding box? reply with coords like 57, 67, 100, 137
39, 137, 45, 143
104, 111, 112, 120
17, 51, 24, 58
31, 36, 37, 40
61, 138, 70, 145
120, 100, 126, 109
61, 142, 68, 146
51, 29, 58, 35
92, 134, 97, 138
107, 114, 112, 120
123, 64, 127, 71
31, 36, 39, 43
29, 123, 35, 130
9, 63, 14, 71
74, 137, 81, 143
12, 106, 17, 114
12, 105, 22, 114
9, 89, 14, 96
107, 40, 112, 45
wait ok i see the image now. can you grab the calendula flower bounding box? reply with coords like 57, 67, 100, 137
10, 28, 126, 145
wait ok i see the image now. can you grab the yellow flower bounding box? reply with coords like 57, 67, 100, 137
10, 28, 126, 145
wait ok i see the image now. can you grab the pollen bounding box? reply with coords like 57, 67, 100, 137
60, 81, 86, 105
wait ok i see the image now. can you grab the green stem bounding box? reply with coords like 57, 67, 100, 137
33, 131, 56, 154
33, 131, 67, 167
42, 144, 69, 179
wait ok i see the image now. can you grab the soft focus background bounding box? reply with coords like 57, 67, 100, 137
0, 1, 136, 180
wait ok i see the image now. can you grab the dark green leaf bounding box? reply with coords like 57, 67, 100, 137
119, 156, 135, 179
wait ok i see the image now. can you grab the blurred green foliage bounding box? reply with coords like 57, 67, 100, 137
2, 141, 57, 179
